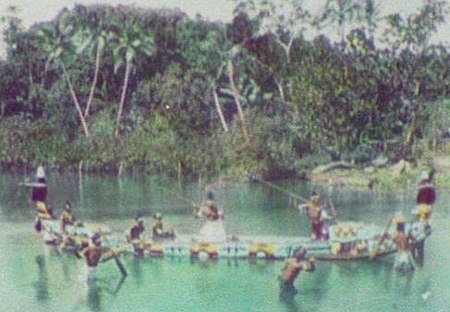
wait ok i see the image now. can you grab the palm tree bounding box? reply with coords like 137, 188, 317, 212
35, 21, 90, 138
73, 5, 112, 119
109, 18, 156, 138
227, 45, 250, 142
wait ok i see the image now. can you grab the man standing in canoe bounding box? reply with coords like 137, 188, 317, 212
31, 166, 47, 203
306, 192, 329, 240
279, 248, 315, 297
415, 171, 436, 223
195, 191, 226, 242
32, 166, 56, 232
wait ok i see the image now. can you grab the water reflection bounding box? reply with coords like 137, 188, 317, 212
130, 257, 143, 286
83, 276, 127, 312
278, 289, 300, 312
190, 257, 219, 268
86, 283, 102, 312
34, 255, 49, 302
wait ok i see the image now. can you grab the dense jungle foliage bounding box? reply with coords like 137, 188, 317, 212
0, 0, 449, 179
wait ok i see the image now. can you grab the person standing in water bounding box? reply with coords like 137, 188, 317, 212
279, 248, 315, 297
393, 221, 416, 273
79, 234, 104, 283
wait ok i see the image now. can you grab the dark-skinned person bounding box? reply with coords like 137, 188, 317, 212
79, 233, 122, 283
414, 171, 436, 225
306, 192, 330, 240
60, 201, 76, 233
127, 217, 145, 256
279, 248, 315, 297
393, 220, 416, 273
152, 212, 176, 241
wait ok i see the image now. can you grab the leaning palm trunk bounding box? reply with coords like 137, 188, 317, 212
115, 57, 131, 138
212, 88, 229, 133
227, 61, 249, 142
84, 44, 102, 118
61, 62, 90, 138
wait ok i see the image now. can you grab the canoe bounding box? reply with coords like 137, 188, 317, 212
39, 219, 431, 262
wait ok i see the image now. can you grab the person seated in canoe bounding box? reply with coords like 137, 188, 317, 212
305, 192, 330, 240
152, 213, 176, 241
194, 191, 226, 242
127, 217, 146, 255
349, 239, 369, 256
393, 220, 416, 273
414, 171, 436, 224
279, 248, 315, 297
60, 201, 76, 232
59, 230, 80, 253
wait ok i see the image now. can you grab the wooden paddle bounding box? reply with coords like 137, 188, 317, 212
370, 217, 394, 259
99, 230, 128, 278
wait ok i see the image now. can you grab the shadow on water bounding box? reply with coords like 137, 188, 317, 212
83, 275, 127, 312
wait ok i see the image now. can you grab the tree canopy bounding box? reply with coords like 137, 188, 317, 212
0, 1, 449, 179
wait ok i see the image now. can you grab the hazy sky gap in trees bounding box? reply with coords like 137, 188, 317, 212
0, 0, 449, 58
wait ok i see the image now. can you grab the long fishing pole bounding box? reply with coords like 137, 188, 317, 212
256, 178, 309, 203
158, 186, 201, 208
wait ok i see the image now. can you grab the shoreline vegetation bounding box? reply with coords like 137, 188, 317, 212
1, 2, 450, 190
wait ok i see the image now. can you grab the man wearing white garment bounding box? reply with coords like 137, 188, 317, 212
195, 192, 226, 242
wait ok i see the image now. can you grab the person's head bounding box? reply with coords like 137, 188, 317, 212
153, 212, 162, 221
207, 191, 215, 201
311, 193, 321, 205
418, 171, 430, 183
397, 222, 405, 233
294, 247, 308, 261
36, 166, 45, 179
91, 233, 102, 246
65, 201, 72, 211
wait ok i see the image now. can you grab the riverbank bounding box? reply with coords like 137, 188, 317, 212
310, 155, 450, 191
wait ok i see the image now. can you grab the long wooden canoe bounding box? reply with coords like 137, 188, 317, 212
39, 220, 431, 262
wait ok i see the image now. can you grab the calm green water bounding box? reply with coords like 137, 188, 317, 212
0, 172, 449, 312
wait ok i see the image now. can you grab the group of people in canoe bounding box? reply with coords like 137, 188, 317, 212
29, 166, 228, 282
297, 169, 435, 271
27, 166, 436, 294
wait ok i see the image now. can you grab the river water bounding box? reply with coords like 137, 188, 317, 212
0, 172, 449, 312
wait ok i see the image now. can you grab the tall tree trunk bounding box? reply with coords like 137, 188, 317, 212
212, 88, 229, 133
84, 44, 101, 118
115, 57, 131, 138
274, 78, 286, 103
61, 62, 90, 138
227, 60, 250, 142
